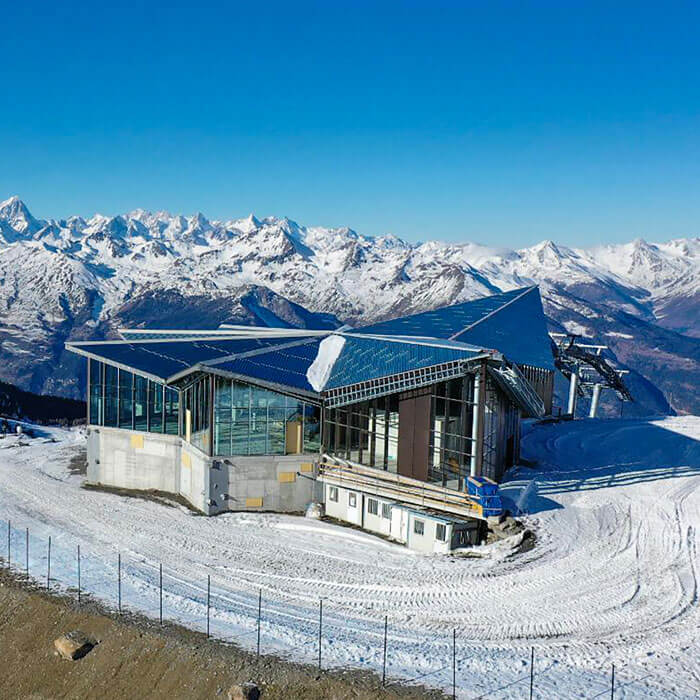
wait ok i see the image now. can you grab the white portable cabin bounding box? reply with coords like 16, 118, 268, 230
323, 483, 482, 553
324, 483, 394, 537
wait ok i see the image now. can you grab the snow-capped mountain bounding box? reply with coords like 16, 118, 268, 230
1, 195, 698, 415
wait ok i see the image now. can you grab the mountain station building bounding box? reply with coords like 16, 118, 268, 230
66, 286, 554, 552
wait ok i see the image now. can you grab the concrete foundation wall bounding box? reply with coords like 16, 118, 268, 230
87, 427, 182, 495
87, 426, 319, 516
214, 455, 317, 514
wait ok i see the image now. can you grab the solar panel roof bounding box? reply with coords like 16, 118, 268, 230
66, 286, 554, 393
67, 336, 319, 381
350, 287, 533, 339
324, 336, 483, 390
452, 286, 555, 370
211, 339, 322, 393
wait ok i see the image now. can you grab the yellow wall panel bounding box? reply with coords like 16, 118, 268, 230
278, 471, 296, 483
181, 452, 192, 468
130, 434, 144, 449
245, 497, 263, 508
300, 462, 314, 473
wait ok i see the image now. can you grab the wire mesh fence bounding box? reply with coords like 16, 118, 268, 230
0, 516, 689, 699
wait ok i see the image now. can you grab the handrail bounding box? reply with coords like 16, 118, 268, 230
317, 461, 487, 520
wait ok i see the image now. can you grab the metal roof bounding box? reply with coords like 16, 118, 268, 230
66, 336, 312, 382
66, 286, 554, 400
350, 287, 533, 339
348, 286, 554, 371
210, 339, 322, 394
324, 336, 484, 390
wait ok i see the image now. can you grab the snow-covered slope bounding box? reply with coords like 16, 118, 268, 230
0, 417, 698, 697
0, 196, 698, 413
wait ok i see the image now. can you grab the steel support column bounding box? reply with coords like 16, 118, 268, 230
470, 361, 486, 478
567, 369, 579, 417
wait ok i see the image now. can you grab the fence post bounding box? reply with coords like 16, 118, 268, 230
77, 545, 81, 606
118, 553, 122, 613
382, 615, 388, 686
611, 663, 615, 699
7, 519, 10, 570
257, 588, 262, 657
452, 628, 456, 700
159, 563, 163, 625
25, 527, 29, 579
206, 574, 211, 638
529, 647, 534, 700
318, 598, 323, 670
47, 536, 51, 590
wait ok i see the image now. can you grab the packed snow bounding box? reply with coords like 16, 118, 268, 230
0, 417, 698, 698
306, 334, 346, 391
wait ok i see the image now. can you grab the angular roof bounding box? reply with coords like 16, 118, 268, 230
350, 286, 554, 370
65, 286, 554, 405
324, 336, 484, 390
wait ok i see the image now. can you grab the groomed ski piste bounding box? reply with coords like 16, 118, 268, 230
0, 417, 698, 698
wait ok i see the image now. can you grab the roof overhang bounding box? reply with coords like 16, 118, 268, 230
66, 341, 322, 403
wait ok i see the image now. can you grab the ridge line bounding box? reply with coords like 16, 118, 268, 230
448, 285, 538, 341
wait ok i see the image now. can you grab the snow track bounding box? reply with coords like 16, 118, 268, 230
0, 418, 698, 698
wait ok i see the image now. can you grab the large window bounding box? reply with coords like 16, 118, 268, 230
322, 376, 475, 491
323, 396, 399, 472
87, 359, 179, 438
148, 380, 164, 433
134, 375, 148, 431
88, 359, 103, 425
182, 375, 210, 452
118, 369, 133, 429
86, 361, 322, 458
213, 377, 320, 456
428, 376, 474, 489
103, 364, 118, 427
165, 387, 179, 435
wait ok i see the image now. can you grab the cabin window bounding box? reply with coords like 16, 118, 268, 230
436, 523, 446, 541
367, 498, 378, 515
348, 492, 357, 508
329, 486, 338, 502
382, 503, 392, 519
414, 519, 425, 536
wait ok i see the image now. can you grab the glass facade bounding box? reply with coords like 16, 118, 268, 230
323, 395, 399, 471
87, 359, 321, 457
428, 376, 474, 488
88, 359, 179, 435
323, 376, 476, 490
182, 375, 211, 453
213, 376, 321, 456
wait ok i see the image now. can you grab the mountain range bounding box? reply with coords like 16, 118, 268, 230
1, 195, 698, 416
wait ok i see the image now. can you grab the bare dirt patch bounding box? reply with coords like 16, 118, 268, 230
0, 569, 443, 700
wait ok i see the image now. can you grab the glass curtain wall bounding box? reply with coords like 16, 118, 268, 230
87, 360, 321, 457
322, 375, 475, 489
428, 376, 474, 489
213, 376, 321, 456
323, 395, 400, 472
87, 359, 180, 435
182, 375, 211, 453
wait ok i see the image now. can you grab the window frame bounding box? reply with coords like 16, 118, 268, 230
367, 498, 378, 515
328, 486, 338, 502
348, 492, 357, 508
413, 518, 425, 536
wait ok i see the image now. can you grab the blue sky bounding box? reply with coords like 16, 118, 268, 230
1, 1, 699, 246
